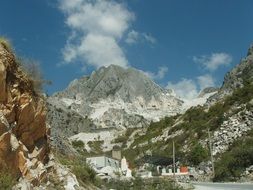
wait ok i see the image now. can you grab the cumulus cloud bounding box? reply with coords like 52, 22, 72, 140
167, 75, 216, 100
197, 74, 215, 90
167, 79, 199, 100
126, 30, 156, 44
193, 53, 232, 71
59, 0, 134, 69
144, 66, 168, 80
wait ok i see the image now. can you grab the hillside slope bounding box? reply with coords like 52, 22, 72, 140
122, 44, 253, 182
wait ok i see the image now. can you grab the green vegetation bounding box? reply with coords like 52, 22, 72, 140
0, 170, 16, 190
114, 134, 129, 144
0, 36, 12, 52
72, 140, 85, 149
130, 116, 179, 148
106, 177, 183, 190
123, 115, 198, 166
214, 129, 253, 182
114, 128, 136, 145
55, 152, 102, 187
188, 143, 209, 166
88, 140, 104, 154
72, 162, 96, 184
225, 80, 253, 106
124, 82, 253, 168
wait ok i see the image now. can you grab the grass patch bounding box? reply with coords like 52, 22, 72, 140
0, 169, 16, 190
72, 140, 84, 149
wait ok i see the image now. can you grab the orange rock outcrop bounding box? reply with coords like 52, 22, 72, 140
0, 42, 50, 184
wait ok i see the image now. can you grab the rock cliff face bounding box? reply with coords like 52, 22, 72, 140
0, 42, 49, 184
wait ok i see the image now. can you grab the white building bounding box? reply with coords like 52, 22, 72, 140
121, 157, 128, 172
86, 156, 120, 170
87, 156, 132, 179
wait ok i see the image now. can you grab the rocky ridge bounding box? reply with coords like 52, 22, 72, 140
208, 44, 253, 104
49, 65, 183, 127
0, 42, 50, 185
0, 40, 93, 190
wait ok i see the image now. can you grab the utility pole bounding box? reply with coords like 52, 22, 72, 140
208, 129, 215, 177
173, 140, 176, 181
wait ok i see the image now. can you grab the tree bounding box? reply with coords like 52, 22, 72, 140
188, 143, 208, 165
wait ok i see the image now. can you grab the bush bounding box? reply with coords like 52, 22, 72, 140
72, 140, 84, 149
18, 58, 52, 93
0, 36, 12, 52
55, 153, 100, 186
114, 135, 128, 143
88, 141, 103, 154
72, 163, 96, 183
106, 177, 182, 190
0, 171, 16, 190
188, 143, 209, 166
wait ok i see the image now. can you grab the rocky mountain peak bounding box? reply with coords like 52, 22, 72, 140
48, 64, 183, 152
55, 64, 175, 104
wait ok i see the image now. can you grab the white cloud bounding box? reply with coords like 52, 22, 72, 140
59, 0, 134, 69
167, 79, 198, 100
125, 30, 139, 44
78, 33, 128, 68
167, 74, 216, 100
197, 74, 215, 90
126, 30, 156, 45
144, 66, 168, 80
143, 33, 156, 44
193, 53, 232, 71
157, 66, 168, 79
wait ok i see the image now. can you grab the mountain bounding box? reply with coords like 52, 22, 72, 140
47, 65, 184, 153
55, 65, 176, 103
51, 64, 183, 122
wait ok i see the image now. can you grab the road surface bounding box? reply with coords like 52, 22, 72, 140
193, 182, 253, 190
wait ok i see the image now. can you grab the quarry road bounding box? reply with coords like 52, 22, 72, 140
193, 182, 253, 190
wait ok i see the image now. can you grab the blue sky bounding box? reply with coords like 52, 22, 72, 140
0, 0, 253, 99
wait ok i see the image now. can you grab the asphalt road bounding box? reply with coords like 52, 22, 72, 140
193, 182, 253, 190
